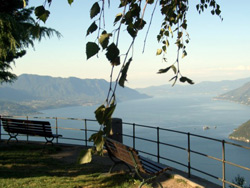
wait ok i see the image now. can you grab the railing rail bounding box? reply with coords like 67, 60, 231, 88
0, 115, 249, 188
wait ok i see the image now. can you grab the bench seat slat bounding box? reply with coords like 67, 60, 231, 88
140, 156, 169, 174
3, 125, 53, 131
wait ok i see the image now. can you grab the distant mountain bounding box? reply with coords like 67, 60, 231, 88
229, 120, 250, 143
136, 77, 250, 97
215, 82, 250, 105
0, 74, 149, 114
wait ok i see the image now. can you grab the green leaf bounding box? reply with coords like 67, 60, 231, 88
179, 76, 194, 84
90, 2, 100, 19
179, 76, 186, 83
127, 26, 137, 38
86, 22, 98, 36
147, 0, 154, 4
134, 19, 146, 30
23, 0, 26, 7
68, 0, 74, 5
119, 58, 132, 87
166, 40, 169, 47
35, 6, 45, 16
86, 42, 100, 60
95, 104, 106, 125
104, 102, 116, 122
156, 49, 162, 55
157, 66, 171, 74
182, 50, 187, 58
162, 45, 166, 52
35, 6, 50, 23
168, 26, 173, 37
171, 65, 177, 74
105, 43, 120, 63
99, 32, 112, 49
79, 148, 92, 164
215, 8, 221, 15
88, 131, 105, 152
178, 32, 183, 39
186, 77, 194, 85
114, 13, 123, 26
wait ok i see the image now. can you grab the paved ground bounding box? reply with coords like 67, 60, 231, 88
50, 144, 222, 188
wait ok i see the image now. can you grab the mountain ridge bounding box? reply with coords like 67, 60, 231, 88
136, 77, 250, 97
0, 74, 149, 115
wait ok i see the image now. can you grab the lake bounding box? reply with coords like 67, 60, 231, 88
35, 95, 250, 186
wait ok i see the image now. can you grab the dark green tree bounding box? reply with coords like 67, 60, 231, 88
0, 0, 61, 84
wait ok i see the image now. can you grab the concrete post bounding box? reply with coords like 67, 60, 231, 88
110, 118, 123, 143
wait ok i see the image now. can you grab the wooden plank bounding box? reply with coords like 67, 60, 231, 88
1, 118, 54, 137
105, 138, 171, 175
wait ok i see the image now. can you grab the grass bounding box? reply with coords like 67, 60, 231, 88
0, 143, 146, 188
176, 178, 187, 185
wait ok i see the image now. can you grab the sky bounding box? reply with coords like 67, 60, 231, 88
13, 0, 250, 88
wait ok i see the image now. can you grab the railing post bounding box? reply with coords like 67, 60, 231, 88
188, 132, 191, 178
222, 140, 225, 188
84, 119, 88, 147
55, 117, 58, 144
133, 123, 135, 149
26, 116, 29, 142
0, 115, 2, 144
157, 127, 160, 163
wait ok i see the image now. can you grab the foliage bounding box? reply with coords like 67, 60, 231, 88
32, 0, 222, 163
229, 119, 250, 143
0, 0, 61, 84
229, 175, 250, 188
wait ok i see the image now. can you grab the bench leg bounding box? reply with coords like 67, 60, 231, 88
135, 170, 163, 188
7, 133, 18, 144
139, 179, 163, 188
45, 137, 54, 146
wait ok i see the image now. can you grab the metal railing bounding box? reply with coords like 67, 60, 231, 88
0, 115, 249, 188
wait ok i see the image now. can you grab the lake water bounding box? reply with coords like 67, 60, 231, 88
37, 95, 250, 186
7, 95, 250, 186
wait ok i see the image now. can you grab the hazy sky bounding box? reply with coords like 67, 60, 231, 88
13, 0, 250, 88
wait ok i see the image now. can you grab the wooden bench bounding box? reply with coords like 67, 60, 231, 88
0, 118, 62, 145
105, 138, 172, 188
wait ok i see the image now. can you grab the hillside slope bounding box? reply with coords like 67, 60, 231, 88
229, 120, 250, 143
215, 82, 250, 105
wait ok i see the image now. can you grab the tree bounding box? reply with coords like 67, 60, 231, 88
229, 175, 250, 188
0, 0, 61, 84
32, 0, 222, 162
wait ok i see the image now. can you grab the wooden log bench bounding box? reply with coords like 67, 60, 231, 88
0, 117, 62, 145
105, 138, 172, 188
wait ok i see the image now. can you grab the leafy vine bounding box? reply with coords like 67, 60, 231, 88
32, 0, 222, 162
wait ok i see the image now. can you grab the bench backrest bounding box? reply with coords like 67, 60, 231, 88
1, 118, 53, 137
105, 138, 146, 173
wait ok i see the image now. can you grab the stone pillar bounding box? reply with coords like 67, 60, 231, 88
110, 118, 123, 143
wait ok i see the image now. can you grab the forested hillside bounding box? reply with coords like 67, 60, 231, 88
216, 82, 250, 105
229, 120, 250, 143
0, 74, 149, 115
